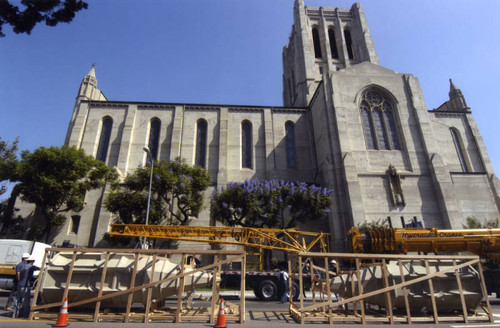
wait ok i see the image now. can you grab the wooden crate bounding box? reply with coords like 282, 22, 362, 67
29, 248, 246, 324
289, 252, 494, 324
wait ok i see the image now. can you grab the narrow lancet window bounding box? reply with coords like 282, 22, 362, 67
96, 116, 112, 162
360, 90, 400, 151
195, 119, 207, 168
241, 120, 252, 169
312, 27, 322, 59
373, 109, 389, 150
328, 28, 339, 59
285, 121, 297, 168
384, 108, 400, 150
70, 215, 80, 234
450, 128, 469, 172
344, 29, 354, 59
148, 118, 161, 161
361, 108, 376, 149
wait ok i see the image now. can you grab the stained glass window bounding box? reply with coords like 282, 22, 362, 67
242, 120, 252, 169
70, 216, 80, 234
360, 90, 400, 150
373, 109, 389, 150
96, 116, 112, 162
285, 121, 297, 168
148, 118, 161, 161
195, 119, 207, 168
361, 107, 376, 149
385, 108, 400, 150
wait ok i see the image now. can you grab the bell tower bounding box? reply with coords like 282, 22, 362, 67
282, 0, 379, 107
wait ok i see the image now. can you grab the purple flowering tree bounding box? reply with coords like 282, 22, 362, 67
210, 179, 333, 229
105, 157, 210, 226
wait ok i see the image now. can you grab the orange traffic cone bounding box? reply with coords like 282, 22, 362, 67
214, 298, 227, 328
53, 297, 69, 327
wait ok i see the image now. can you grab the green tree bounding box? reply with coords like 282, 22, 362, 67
0, 136, 18, 196
0, 0, 88, 37
355, 218, 390, 233
0, 136, 19, 234
105, 158, 210, 226
463, 216, 499, 229
210, 179, 333, 229
10, 145, 117, 242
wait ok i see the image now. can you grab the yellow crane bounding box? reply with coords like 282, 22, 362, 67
109, 224, 329, 253
350, 227, 500, 259
109, 224, 329, 270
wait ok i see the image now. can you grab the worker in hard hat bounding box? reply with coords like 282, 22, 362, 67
330, 259, 345, 310
18, 256, 40, 318
11, 253, 30, 318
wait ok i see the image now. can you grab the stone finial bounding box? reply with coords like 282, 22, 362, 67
448, 78, 468, 111
449, 78, 459, 94
77, 63, 106, 101
87, 63, 96, 78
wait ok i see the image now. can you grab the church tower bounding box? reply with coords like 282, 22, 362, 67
282, 0, 378, 107
282, 1, 500, 250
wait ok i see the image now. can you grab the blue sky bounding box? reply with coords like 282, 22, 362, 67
1, 0, 499, 198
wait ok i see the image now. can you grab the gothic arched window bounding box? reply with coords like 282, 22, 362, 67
360, 90, 400, 150
241, 120, 252, 169
328, 28, 339, 59
344, 29, 354, 59
195, 119, 207, 168
96, 116, 112, 162
450, 128, 470, 172
312, 27, 322, 59
148, 118, 161, 161
285, 121, 297, 168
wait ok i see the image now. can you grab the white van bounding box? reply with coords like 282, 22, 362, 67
0, 239, 51, 290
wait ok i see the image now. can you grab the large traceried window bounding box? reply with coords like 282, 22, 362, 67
450, 128, 470, 172
195, 119, 207, 168
96, 116, 112, 162
148, 118, 161, 161
312, 27, 322, 59
360, 90, 401, 151
241, 120, 252, 169
285, 121, 297, 168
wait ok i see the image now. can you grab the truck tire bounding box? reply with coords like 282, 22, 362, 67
255, 280, 278, 301
289, 282, 300, 301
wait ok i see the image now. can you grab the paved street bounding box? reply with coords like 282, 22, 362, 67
0, 290, 499, 327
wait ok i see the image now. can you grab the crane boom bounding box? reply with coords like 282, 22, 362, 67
350, 227, 500, 259
109, 224, 329, 253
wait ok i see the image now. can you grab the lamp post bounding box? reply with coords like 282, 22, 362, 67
143, 146, 154, 249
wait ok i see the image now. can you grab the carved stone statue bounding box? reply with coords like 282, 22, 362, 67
387, 165, 405, 206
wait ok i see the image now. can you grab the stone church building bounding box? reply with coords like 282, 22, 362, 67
56, 0, 500, 250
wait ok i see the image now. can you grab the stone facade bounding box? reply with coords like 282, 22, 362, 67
53, 0, 499, 250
